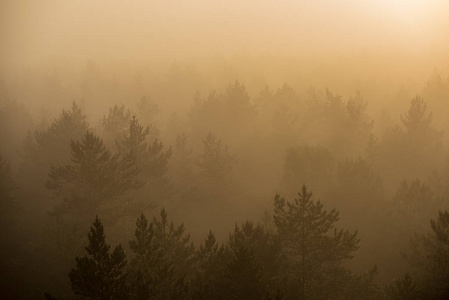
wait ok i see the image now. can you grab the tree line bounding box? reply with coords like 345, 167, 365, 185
1, 80, 449, 298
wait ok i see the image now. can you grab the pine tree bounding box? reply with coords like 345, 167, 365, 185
127, 209, 194, 299
69, 216, 127, 300
273, 185, 360, 299
116, 116, 171, 180
191, 231, 227, 299
127, 213, 158, 299
226, 245, 264, 300
406, 210, 449, 299
47, 131, 140, 216
228, 221, 282, 294
197, 132, 237, 182
101, 105, 132, 148
33, 102, 89, 165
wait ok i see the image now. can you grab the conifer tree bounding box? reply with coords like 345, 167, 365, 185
69, 216, 127, 300
191, 231, 227, 299
273, 185, 360, 299
127, 209, 193, 299
406, 210, 449, 299
197, 132, 237, 182
47, 131, 140, 216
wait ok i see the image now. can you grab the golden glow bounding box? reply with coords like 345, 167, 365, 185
1, 0, 449, 79
380, 0, 428, 17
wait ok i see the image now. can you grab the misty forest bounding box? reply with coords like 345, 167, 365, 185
1, 1, 449, 299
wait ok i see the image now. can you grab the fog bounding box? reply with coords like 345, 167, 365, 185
1, 1, 449, 299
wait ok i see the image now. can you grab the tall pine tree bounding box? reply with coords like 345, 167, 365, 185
69, 216, 127, 299
274, 185, 360, 299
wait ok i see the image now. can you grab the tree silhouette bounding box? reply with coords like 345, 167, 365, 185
273, 185, 360, 299
127, 209, 193, 299
406, 210, 449, 299
197, 132, 237, 182
47, 131, 140, 216
190, 231, 227, 299
69, 216, 127, 299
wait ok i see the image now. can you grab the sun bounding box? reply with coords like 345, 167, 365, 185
374, 0, 441, 31
382, 0, 426, 16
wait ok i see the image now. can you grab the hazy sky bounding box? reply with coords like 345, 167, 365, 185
1, 0, 449, 76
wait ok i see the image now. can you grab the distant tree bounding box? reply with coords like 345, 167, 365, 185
254, 85, 274, 114
0, 100, 34, 164
401, 96, 439, 139
282, 145, 334, 196
189, 81, 256, 142
117, 116, 172, 181
374, 96, 444, 191
47, 131, 141, 217
405, 210, 449, 299
101, 105, 132, 149
115, 116, 172, 209
171, 133, 194, 181
399, 96, 443, 160
197, 132, 238, 183
33, 102, 89, 165
136, 96, 160, 125
273, 185, 360, 299
334, 158, 383, 210
391, 179, 443, 237
343, 92, 374, 155
271, 84, 301, 138
17, 102, 89, 211
69, 216, 127, 299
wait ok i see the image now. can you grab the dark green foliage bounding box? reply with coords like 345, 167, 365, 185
190, 231, 228, 299
69, 216, 127, 300
274, 185, 360, 299
226, 245, 265, 300
406, 210, 449, 299
228, 221, 282, 293
127, 209, 193, 299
